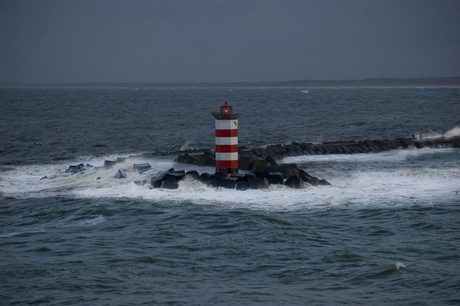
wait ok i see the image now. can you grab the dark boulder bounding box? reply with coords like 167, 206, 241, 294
251, 148, 267, 158
264, 155, 278, 167
341, 146, 352, 153
185, 170, 200, 181
207, 178, 220, 188
298, 169, 309, 177
161, 180, 179, 189
245, 172, 257, 182
390, 140, 402, 149
319, 179, 332, 186
104, 157, 127, 168
229, 173, 246, 182
133, 163, 151, 173
196, 150, 215, 167
219, 177, 239, 189
363, 139, 374, 148
369, 145, 382, 153
176, 153, 197, 165
239, 150, 259, 170
267, 144, 286, 156
359, 145, 370, 153
254, 171, 269, 180
236, 182, 250, 191
280, 163, 300, 179
199, 172, 212, 183
285, 176, 303, 189
164, 172, 185, 182
267, 172, 284, 185
267, 164, 282, 173
103, 160, 116, 168
197, 155, 215, 167
300, 174, 319, 186
424, 139, 435, 148
213, 171, 228, 180
133, 179, 147, 186
65, 163, 85, 174
114, 169, 127, 179
249, 178, 269, 189
251, 159, 271, 172
398, 138, 411, 149
265, 147, 275, 156
151, 175, 165, 188
354, 145, 364, 153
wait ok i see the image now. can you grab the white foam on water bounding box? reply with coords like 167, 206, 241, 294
282, 147, 451, 164
0, 232, 21, 238
0, 228, 46, 238
75, 215, 106, 227
44, 214, 107, 228
1, 149, 459, 211
444, 126, 460, 138
393, 261, 407, 270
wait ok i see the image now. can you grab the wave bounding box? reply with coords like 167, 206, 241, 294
444, 127, 460, 138
0, 149, 458, 210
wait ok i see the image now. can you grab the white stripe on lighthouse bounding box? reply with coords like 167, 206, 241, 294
215, 152, 238, 161
216, 137, 238, 145
216, 120, 238, 130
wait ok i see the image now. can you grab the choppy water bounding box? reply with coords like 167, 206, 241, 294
1, 87, 460, 305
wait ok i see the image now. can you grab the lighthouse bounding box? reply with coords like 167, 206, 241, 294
212, 102, 240, 173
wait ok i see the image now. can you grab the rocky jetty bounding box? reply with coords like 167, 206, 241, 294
149, 164, 330, 190
176, 136, 460, 171
52, 136, 458, 191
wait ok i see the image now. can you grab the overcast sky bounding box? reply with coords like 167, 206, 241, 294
1, 0, 459, 83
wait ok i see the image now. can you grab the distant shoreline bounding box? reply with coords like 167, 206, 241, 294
1, 77, 460, 88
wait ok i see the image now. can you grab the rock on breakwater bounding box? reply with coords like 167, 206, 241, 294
149, 165, 330, 190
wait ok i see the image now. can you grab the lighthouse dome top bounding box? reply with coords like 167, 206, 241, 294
212, 101, 241, 120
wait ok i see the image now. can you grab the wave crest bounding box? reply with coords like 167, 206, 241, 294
444, 127, 460, 138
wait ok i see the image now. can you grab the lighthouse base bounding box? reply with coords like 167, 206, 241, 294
216, 160, 238, 174
216, 168, 238, 174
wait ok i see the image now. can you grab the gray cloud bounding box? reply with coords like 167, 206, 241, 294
1, 0, 459, 83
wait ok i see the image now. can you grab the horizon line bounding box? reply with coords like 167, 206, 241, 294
1, 77, 460, 88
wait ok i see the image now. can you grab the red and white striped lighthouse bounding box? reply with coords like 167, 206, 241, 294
212, 102, 240, 173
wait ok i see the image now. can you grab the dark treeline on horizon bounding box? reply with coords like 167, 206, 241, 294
1, 77, 460, 88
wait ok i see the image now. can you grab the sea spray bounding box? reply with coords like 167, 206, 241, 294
444, 127, 460, 138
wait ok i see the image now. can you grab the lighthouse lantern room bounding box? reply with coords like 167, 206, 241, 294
212, 102, 240, 173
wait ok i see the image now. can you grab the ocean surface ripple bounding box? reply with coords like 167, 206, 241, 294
1, 87, 459, 305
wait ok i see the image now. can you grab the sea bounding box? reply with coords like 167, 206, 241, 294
1, 86, 459, 305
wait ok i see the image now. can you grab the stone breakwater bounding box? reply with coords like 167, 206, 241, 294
48, 136, 458, 191
176, 136, 460, 170
53, 159, 330, 190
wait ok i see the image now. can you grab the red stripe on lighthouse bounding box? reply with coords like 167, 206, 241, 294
215, 144, 238, 153
216, 160, 239, 169
215, 129, 238, 137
